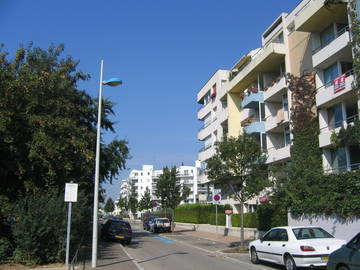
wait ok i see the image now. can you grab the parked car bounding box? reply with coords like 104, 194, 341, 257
101, 218, 132, 245
150, 218, 171, 233
249, 226, 346, 270
327, 232, 360, 270
143, 216, 158, 231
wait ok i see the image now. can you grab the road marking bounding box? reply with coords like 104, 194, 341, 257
154, 236, 174, 244
119, 243, 144, 270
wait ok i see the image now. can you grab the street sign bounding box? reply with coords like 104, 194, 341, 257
213, 193, 221, 202
225, 210, 233, 215
65, 183, 78, 202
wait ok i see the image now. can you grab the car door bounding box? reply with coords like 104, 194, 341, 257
345, 233, 360, 270
268, 228, 289, 265
256, 229, 280, 263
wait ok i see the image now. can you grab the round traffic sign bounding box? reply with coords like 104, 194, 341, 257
213, 194, 221, 202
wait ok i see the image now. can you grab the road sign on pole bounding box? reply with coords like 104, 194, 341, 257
213, 193, 221, 203
64, 182, 78, 266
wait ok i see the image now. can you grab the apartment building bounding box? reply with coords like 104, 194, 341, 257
120, 164, 200, 207
196, 0, 359, 211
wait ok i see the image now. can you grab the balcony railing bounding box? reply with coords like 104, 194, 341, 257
320, 114, 358, 133
316, 69, 354, 93
198, 144, 212, 153
312, 25, 350, 54
324, 162, 360, 174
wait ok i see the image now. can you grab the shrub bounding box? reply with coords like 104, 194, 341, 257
0, 236, 13, 263
174, 204, 231, 224
256, 203, 287, 231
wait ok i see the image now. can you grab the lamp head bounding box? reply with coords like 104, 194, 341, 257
103, 78, 122, 86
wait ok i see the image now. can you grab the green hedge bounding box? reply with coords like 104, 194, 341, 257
209, 213, 257, 228
256, 203, 287, 231
174, 204, 231, 224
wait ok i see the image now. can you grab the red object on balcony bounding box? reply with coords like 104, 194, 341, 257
249, 87, 258, 93
333, 74, 346, 93
210, 91, 216, 99
259, 196, 270, 203
239, 93, 245, 98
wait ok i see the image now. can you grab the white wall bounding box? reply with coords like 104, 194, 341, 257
288, 213, 360, 241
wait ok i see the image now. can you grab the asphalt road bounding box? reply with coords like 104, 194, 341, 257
123, 223, 282, 270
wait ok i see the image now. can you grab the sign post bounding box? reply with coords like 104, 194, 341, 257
213, 194, 221, 235
64, 182, 78, 266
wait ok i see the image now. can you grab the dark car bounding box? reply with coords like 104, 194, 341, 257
143, 216, 158, 231
327, 232, 360, 270
101, 218, 132, 245
150, 218, 171, 233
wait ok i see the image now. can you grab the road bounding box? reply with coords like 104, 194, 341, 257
122, 223, 281, 270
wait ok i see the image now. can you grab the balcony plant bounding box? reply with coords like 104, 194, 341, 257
239, 93, 245, 99
248, 87, 258, 94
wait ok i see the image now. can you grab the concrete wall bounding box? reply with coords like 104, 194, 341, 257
288, 213, 360, 241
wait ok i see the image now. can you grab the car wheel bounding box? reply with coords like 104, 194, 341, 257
337, 266, 349, 270
250, 247, 259, 264
284, 255, 297, 270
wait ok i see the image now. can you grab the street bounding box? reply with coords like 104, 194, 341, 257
118, 222, 282, 270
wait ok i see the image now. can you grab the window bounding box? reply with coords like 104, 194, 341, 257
320, 24, 335, 48
263, 229, 288, 241
261, 103, 266, 121
347, 233, 360, 250
324, 63, 339, 86
327, 103, 343, 129
292, 227, 334, 240
282, 94, 288, 112
331, 147, 347, 173
284, 127, 291, 146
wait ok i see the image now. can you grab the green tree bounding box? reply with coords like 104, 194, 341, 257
128, 184, 138, 220
138, 187, 152, 211
155, 167, 191, 228
104, 197, 115, 213
0, 43, 130, 205
116, 196, 129, 212
206, 134, 268, 249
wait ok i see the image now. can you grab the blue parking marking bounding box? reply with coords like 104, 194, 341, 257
154, 236, 174, 244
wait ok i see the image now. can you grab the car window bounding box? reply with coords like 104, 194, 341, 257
110, 221, 131, 230
292, 228, 334, 240
347, 233, 360, 251
263, 229, 279, 241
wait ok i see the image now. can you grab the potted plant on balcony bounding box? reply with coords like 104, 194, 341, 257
249, 87, 258, 93
239, 93, 245, 99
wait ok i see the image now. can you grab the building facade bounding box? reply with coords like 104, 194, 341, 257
196, 0, 359, 213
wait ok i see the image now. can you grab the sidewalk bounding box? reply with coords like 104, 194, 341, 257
173, 225, 249, 247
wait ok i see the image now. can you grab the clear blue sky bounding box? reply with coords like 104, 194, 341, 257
1, 0, 299, 200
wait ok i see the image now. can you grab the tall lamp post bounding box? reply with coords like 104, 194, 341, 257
92, 60, 122, 268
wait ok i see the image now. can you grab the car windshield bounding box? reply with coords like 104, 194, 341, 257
292, 227, 334, 240
110, 221, 131, 230
156, 219, 169, 223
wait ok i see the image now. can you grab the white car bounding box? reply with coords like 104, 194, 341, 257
249, 226, 346, 270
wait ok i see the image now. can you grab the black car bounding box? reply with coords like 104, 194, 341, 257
143, 216, 159, 231
101, 218, 132, 245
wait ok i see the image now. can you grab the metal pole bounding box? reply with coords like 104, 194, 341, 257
215, 204, 218, 235
65, 201, 72, 266
92, 60, 104, 268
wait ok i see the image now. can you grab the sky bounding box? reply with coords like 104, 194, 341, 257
1, 0, 300, 200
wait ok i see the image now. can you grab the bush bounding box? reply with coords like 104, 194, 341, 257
12, 188, 91, 265
174, 204, 231, 224
256, 203, 287, 231
210, 213, 257, 228
0, 236, 13, 263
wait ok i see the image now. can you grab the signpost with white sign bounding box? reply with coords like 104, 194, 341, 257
64, 182, 78, 266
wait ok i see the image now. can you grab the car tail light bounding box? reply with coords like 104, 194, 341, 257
300, 245, 315, 251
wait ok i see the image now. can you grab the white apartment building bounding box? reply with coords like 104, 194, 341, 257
119, 164, 200, 208
196, 0, 360, 212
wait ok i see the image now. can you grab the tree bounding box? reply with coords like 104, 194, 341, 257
116, 196, 129, 212
138, 188, 152, 211
127, 184, 138, 220
0, 43, 130, 205
206, 134, 268, 249
104, 198, 115, 213
155, 167, 190, 228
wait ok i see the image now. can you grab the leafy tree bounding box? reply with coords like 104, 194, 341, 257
116, 196, 129, 212
104, 197, 115, 213
138, 187, 152, 211
0, 43, 130, 205
127, 184, 138, 220
206, 134, 268, 249
155, 167, 191, 228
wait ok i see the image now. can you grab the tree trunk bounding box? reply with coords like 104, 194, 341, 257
240, 202, 245, 250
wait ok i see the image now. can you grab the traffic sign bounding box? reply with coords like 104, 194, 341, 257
213, 194, 221, 202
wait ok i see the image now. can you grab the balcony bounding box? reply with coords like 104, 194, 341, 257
244, 119, 265, 134
228, 43, 286, 93
241, 92, 264, 109
197, 102, 212, 120
264, 77, 287, 102
198, 120, 216, 141
198, 144, 216, 161
319, 114, 358, 148
266, 144, 291, 164
312, 27, 351, 69
218, 108, 229, 124
316, 71, 354, 108
294, 0, 348, 32
265, 108, 290, 132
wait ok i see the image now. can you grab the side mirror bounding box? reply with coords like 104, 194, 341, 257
260, 236, 264, 242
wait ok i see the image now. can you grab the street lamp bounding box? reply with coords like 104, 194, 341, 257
92, 60, 122, 268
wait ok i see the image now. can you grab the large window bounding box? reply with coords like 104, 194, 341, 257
284, 127, 291, 146
324, 63, 339, 86
327, 103, 343, 129
320, 24, 335, 48
331, 147, 347, 173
